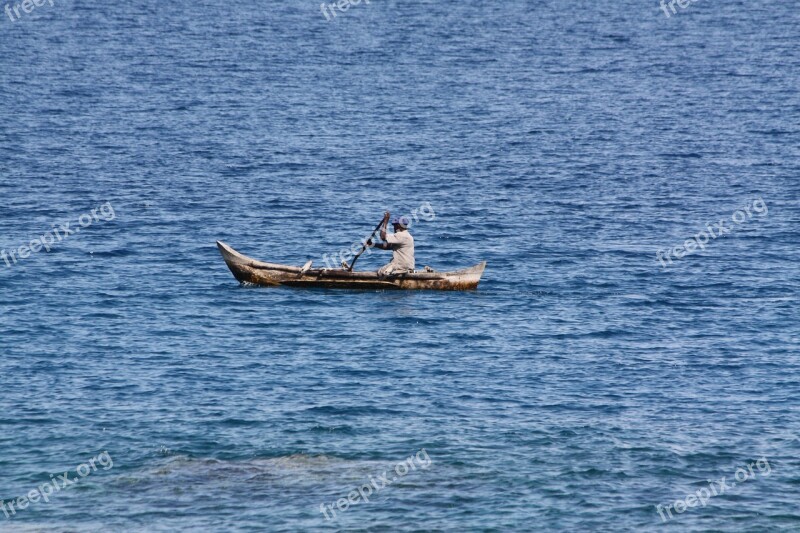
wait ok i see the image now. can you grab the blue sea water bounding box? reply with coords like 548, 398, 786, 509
1, 0, 799, 531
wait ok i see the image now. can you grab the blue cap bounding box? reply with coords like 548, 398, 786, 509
391, 216, 410, 228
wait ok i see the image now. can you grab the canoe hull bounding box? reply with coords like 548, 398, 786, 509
217, 241, 486, 291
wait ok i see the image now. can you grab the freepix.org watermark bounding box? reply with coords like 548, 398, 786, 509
655, 456, 771, 522
319, 449, 432, 521
1, 202, 115, 269
1, 451, 113, 520
659, 0, 699, 18
321, 202, 436, 270
320, 0, 369, 22
656, 197, 767, 268
4, 0, 55, 23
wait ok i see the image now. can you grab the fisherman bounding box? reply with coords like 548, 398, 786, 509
367, 211, 415, 275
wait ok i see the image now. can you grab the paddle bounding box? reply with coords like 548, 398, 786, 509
346, 216, 387, 272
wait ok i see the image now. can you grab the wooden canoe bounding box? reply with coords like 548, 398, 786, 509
217, 241, 486, 291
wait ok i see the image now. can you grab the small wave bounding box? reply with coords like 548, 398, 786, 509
113, 453, 397, 490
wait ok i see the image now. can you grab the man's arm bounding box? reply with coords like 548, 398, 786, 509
366, 212, 392, 250
366, 239, 390, 250
379, 211, 390, 241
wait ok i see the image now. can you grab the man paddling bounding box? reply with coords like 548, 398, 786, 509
368, 211, 415, 275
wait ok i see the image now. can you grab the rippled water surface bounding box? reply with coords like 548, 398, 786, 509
1, 0, 799, 531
